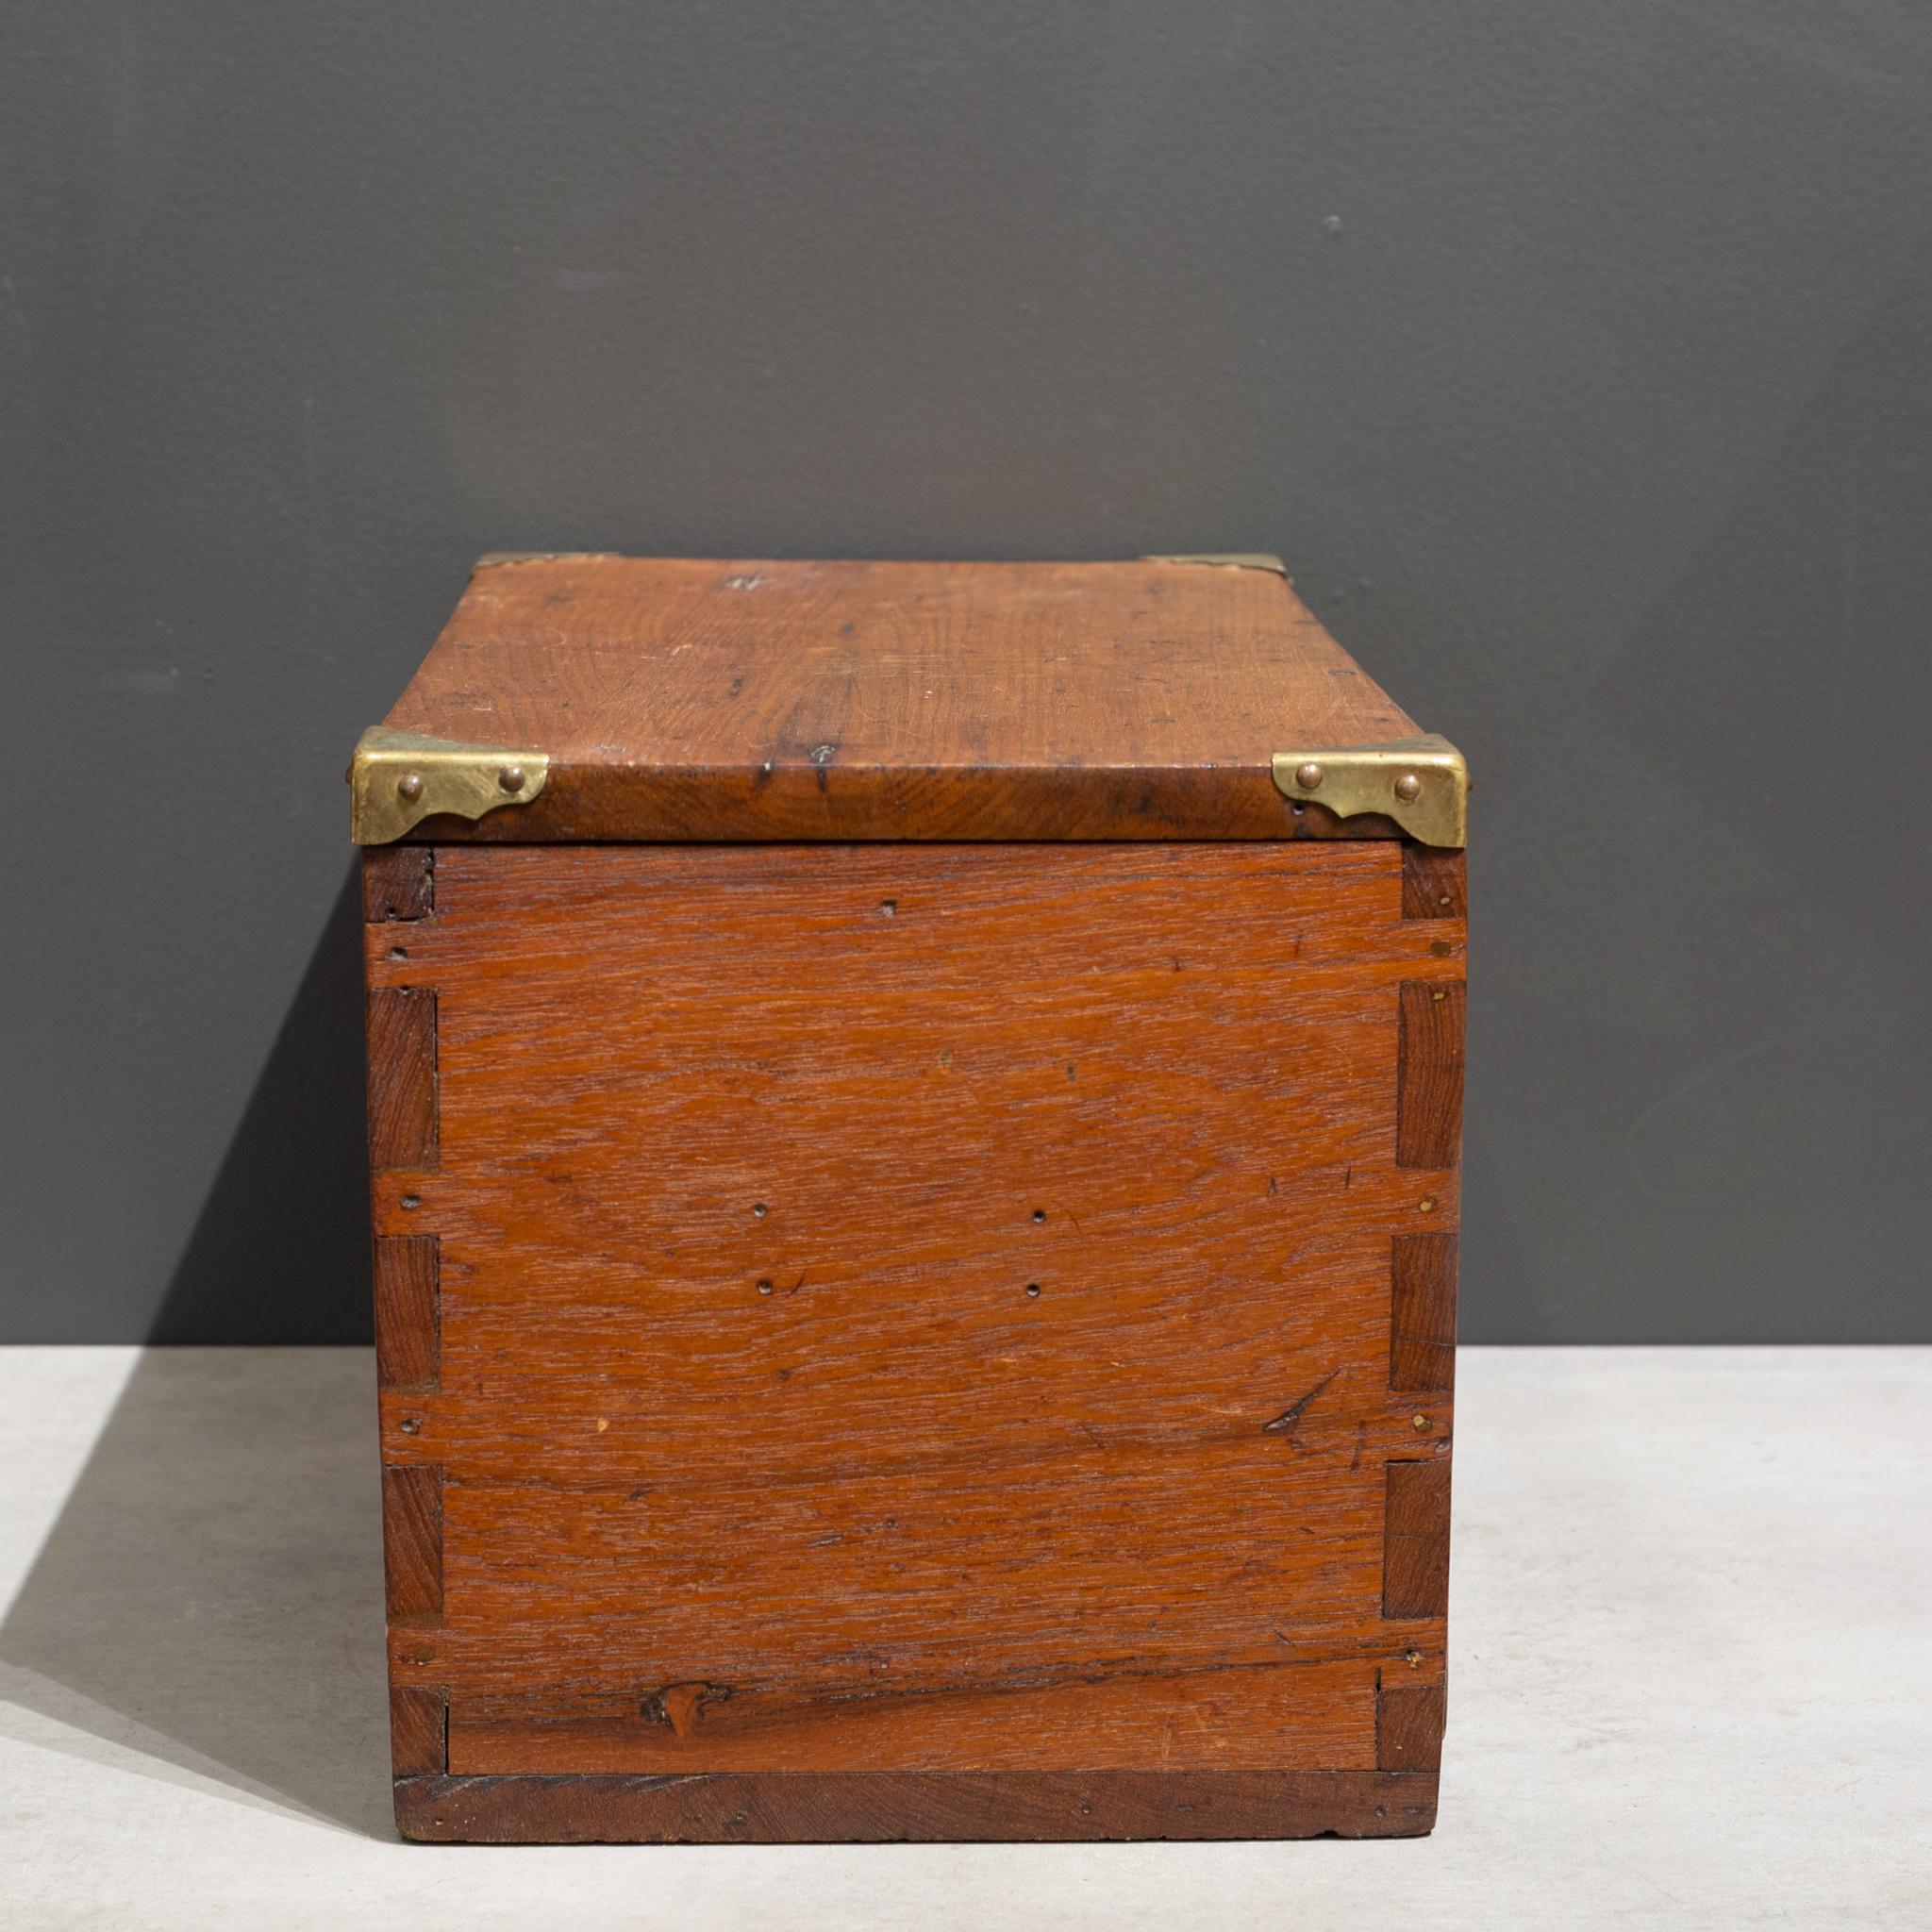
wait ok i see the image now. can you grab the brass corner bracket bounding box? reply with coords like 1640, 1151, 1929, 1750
1143, 552, 1290, 577
1272, 735, 1468, 847
348, 727, 550, 844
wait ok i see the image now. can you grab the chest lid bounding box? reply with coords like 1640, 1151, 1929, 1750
349, 554, 1463, 846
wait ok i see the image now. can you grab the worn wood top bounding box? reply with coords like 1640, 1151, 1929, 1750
377, 556, 1422, 841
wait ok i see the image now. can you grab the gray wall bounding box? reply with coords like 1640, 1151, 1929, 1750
6, 3, 1928, 1343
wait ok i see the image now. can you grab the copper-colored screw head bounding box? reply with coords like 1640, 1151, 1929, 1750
395, 772, 425, 801
1419, 1194, 1439, 1214
1393, 771, 1423, 802
1295, 761, 1324, 791
498, 764, 526, 793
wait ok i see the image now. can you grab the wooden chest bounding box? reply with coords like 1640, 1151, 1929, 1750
352, 555, 1467, 1843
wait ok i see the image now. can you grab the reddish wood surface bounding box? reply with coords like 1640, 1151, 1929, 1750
1375, 1682, 1446, 1772
448, 1660, 1374, 1776
373, 1235, 439, 1391
382, 1464, 444, 1622
394, 1769, 1438, 1843
1390, 1232, 1457, 1392
1402, 845, 1465, 921
377, 557, 1424, 842
389, 1687, 447, 1778
1382, 1459, 1453, 1621
360, 839, 1462, 1836
1395, 979, 1466, 1170
363, 844, 435, 922
364, 990, 439, 1172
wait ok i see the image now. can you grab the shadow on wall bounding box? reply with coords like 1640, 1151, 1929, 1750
0, 864, 391, 1833
0, 1348, 391, 1835
154, 859, 373, 1346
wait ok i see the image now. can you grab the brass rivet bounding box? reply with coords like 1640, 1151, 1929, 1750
498, 764, 526, 793
1419, 1195, 1438, 1213
1411, 1413, 1429, 1430
1431, 989, 1446, 1002
396, 772, 425, 801
1438, 893, 1453, 908
1393, 772, 1423, 802
1295, 761, 1324, 791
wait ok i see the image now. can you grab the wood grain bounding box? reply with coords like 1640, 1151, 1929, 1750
1390, 1232, 1457, 1392
363, 845, 434, 922
365, 989, 438, 1172
367, 842, 1456, 1786
1395, 980, 1465, 1170
378, 557, 1423, 842
1375, 1682, 1446, 1772
373, 1235, 439, 1391
382, 1464, 444, 1621
393, 1769, 1439, 1842
448, 1659, 1374, 1775
1401, 845, 1465, 921
362, 832, 1464, 1835
390, 1686, 447, 1777
1382, 1459, 1452, 1621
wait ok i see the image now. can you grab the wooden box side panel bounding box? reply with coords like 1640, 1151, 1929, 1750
364, 847, 450, 1783
364, 841, 1464, 1840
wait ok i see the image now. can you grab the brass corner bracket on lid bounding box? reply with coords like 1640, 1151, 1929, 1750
1272, 735, 1468, 848
348, 726, 551, 844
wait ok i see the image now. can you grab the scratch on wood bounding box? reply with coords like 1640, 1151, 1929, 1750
1262, 1370, 1338, 1436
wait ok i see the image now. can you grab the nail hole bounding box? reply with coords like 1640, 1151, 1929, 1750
388, 946, 408, 961
398, 1416, 422, 1435
1024, 1283, 1041, 1298
757, 1279, 774, 1295
752, 1203, 768, 1218
1032, 1208, 1046, 1224
879, 900, 896, 917
400, 1194, 420, 1210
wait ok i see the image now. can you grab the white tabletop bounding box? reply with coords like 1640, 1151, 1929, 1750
3, 1345, 1926, 1930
